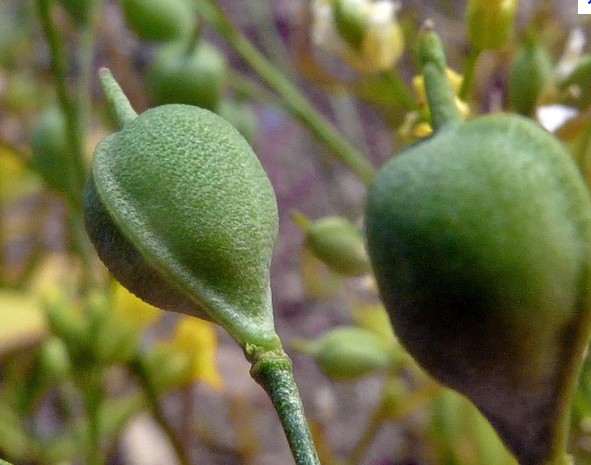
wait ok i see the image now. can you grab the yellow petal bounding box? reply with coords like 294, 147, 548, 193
168, 317, 224, 391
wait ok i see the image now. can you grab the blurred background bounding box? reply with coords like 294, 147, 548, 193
2, 1, 591, 464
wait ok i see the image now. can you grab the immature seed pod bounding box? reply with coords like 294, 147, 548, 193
292, 326, 395, 381
365, 25, 591, 465
466, 0, 518, 50
84, 69, 281, 351
30, 107, 72, 194
147, 41, 227, 111
509, 36, 553, 116
120, 0, 194, 43
294, 213, 371, 277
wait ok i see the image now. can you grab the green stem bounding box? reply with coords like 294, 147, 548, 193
194, 0, 375, 185
348, 400, 385, 465
131, 358, 193, 465
458, 47, 481, 101
418, 22, 463, 132
380, 70, 418, 111
36, 0, 87, 207
78, 368, 104, 465
250, 351, 321, 465
98, 68, 138, 128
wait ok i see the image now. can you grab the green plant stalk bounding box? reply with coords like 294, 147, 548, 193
418, 23, 463, 131
77, 368, 104, 465
36, 0, 87, 209
381, 70, 418, 111
458, 47, 481, 101
77, 0, 105, 135
193, 0, 376, 185
130, 358, 193, 465
250, 351, 321, 465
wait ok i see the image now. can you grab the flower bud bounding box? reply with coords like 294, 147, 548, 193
466, 0, 518, 50
312, 0, 404, 73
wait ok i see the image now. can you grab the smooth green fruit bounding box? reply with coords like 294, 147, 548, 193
147, 41, 227, 111
293, 326, 395, 381
84, 69, 280, 351
509, 37, 553, 116
294, 214, 371, 277
120, 0, 193, 43
365, 27, 591, 465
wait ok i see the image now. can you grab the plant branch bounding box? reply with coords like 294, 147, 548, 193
194, 0, 376, 185
250, 351, 321, 465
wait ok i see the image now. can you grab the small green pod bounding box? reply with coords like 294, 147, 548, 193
30, 107, 72, 195
120, 0, 194, 43
293, 326, 395, 381
509, 37, 553, 116
295, 214, 371, 277
466, 0, 518, 50
333, 0, 366, 50
84, 70, 281, 352
147, 41, 227, 111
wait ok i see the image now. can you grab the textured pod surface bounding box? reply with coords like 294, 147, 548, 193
84, 104, 279, 350
365, 114, 591, 465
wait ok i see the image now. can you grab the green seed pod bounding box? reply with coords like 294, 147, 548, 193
294, 213, 371, 277
466, 0, 518, 50
509, 36, 553, 116
559, 54, 591, 110
84, 69, 280, 352
147, 41, 227, 111
120, 0, 194, 43
365, 26, 591, 465
30, 107, 73, 194
293, 326, 395, 381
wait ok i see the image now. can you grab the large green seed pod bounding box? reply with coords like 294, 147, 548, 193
365, 26, 591, 465
85, 71, 321, 465
84, 69, 280, 351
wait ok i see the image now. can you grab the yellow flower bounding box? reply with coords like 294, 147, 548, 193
113, 283, 162, 330
412, 68, 470, 120
160, 316, 224, 391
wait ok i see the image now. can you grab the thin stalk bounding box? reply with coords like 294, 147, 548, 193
250, 351, 321, 465
194, 0, 375, 185
130, 358, 193, 465
36, 0, 87, 207
78, 368, 104, 465
380, 70, 418, 111
348, 400, 385, 465
76, 0, 104, 134
458, 47, 482, 101
418, 22, 463, 132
